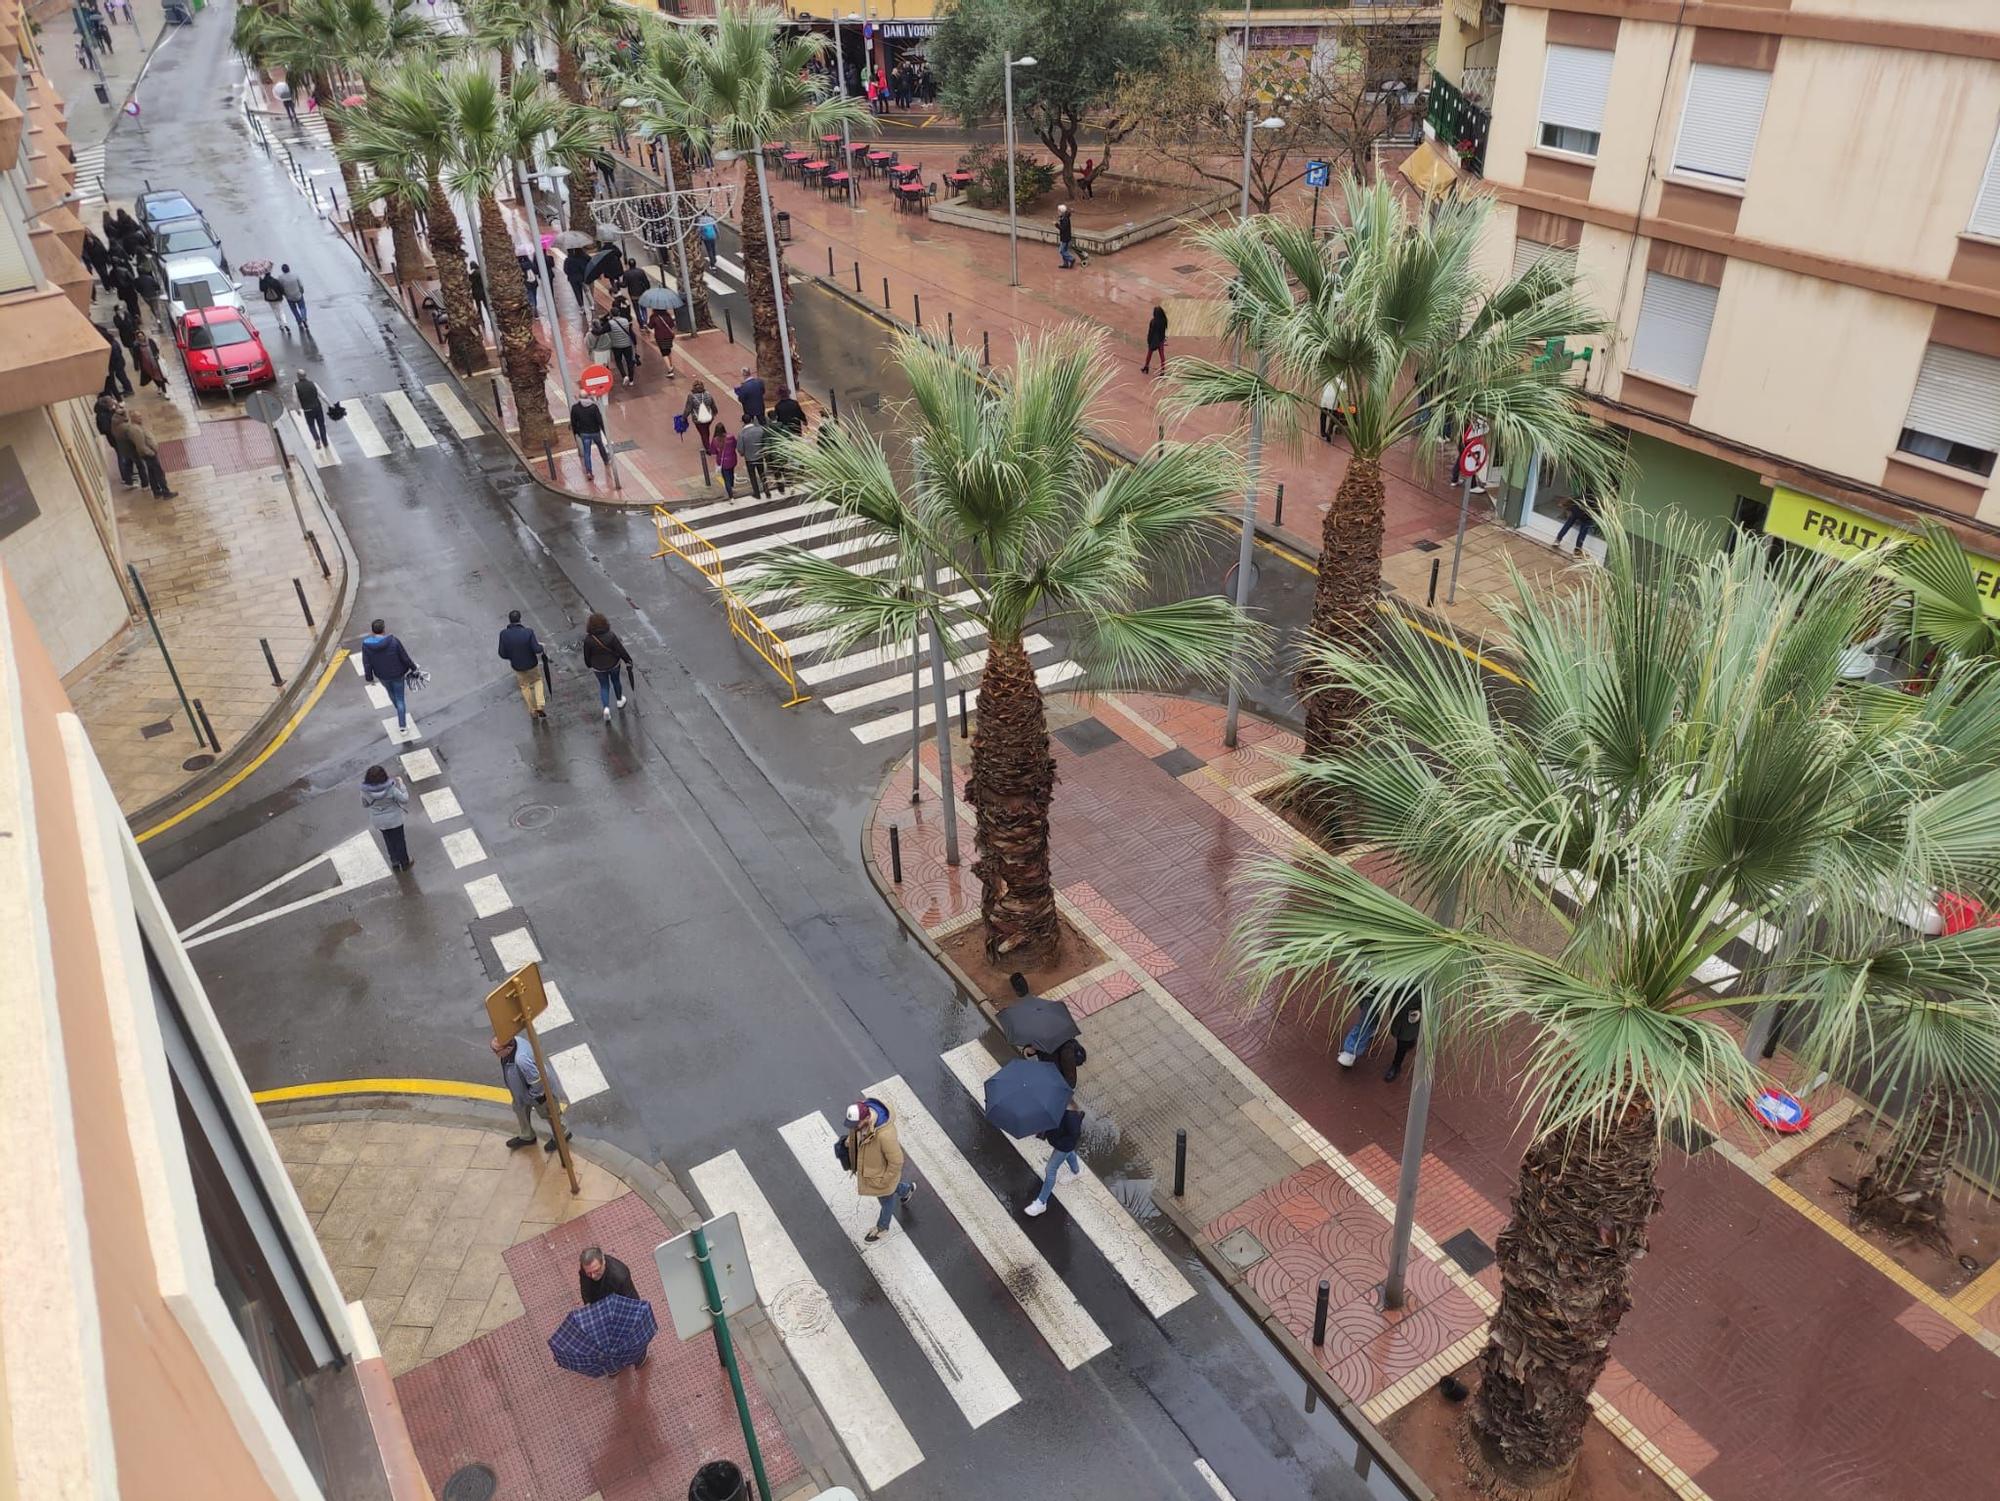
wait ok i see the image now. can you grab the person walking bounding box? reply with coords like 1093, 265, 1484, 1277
582, 612, 633, 719
498, 609, 549, 722
110, 259, 140, 321
645, 304, 678, 377
360, 765, 414, 870
738, 416, 769, 500
620, 261, 651, 304
80, 230, 110, 289
578, 1247, 639, 1305
259, 268, 291, 334
133, 329, 169, 394
563, 246, 590, 310
96, 393, 135, 487
570, 394, 611, 480
596, 308, 637, 385
102, 330, 134, 397
295, 372, 328, 449
1078, 157, 1098, 199
517, 251, 540, 318
1056, 204, 1076, 270
466, 259, 487, 313
1140, 305, 1167, 374
1024, 1103, 1085, 1217
841, 1097, 915, 1242
133, 264, 162, 325
113, 298, 140, 355
684, 381, 716, 452
733, 367, 766, 425
1382, 991, 1423, 1083
697, 213, 718, 268
359, 618, 420, 732
493, 1033, 562, 1152
274, 76, 299, 126
1553, 489, 1598, 557
770, 386, 807, 440
595, 152, 618, 196
711, 421, 739, 499
276, 264, 308, 329
117, 405, 175, 497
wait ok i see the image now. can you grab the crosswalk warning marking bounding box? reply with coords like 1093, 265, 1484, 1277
851, 660, 1084, 744
380, 389, 438, 448
697, 497, 832, 542
820, 639, 1054, 716
796, 620, 985, 687
341, 399, 391, 458
426, 381, 483, 439
714, 511, 870, 563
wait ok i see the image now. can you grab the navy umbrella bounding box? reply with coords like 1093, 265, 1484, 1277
997, 994, 1079, 1056
982, 1057, 1071, 1138
548, 1293, 657, 1377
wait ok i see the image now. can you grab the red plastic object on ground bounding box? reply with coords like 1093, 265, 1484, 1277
1749, 1087, 1812, 1134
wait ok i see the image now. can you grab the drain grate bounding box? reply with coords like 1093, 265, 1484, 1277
1412, 539, 1441, 552
1216, 1226, 1269, 1271
181, 754, 216, 771
442, 1465, 498, 1501
511, 803, 555, 831
140, 719, 174, 739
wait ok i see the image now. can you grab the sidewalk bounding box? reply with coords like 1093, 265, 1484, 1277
863, 691, 2000, 1501
265, 1102, 846, 1501
36, 0, 172, 158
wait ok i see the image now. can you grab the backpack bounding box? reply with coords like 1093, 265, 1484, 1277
833, 1133, 853, 1172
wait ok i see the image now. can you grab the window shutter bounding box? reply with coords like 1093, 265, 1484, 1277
1537, 46, 1614, 136
1969, 127, 2000, 237
1512, 238, 1577, 281
1904, 344, 2000, 453
0, 220, 34, 297
1628, 272, 1719, 389
1672, 63, 1772, 182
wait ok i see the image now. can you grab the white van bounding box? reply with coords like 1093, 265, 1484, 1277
161, 255, 243, 326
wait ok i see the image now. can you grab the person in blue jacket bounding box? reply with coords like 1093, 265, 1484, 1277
1024, 1103, 1085, 1217
498, 609, 548, 722
359, 618, 419, 731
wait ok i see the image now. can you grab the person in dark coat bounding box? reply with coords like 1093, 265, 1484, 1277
1553, 489, 1599, 558
1055, 204, 1076, 269
1025, 1104, 1085, 1216
563, 246, 590, 309
112, 299, 140, 353
95, 392, 134, 485
109, 259, 140, 319
770, 387, 806, 438
645, 305, 677, 377
102, 329, 133, 397
733, 368, 766, 424
570, 395, 610, 480
359, 618, 420, 731
578, 1247, 638, 1305
1140, 305, 1167, 374
498, 609, 549, 721
467, 259, 487, 309
295, 373, 328, 448
81, 229, 110, 288
133, 265, 161, 321
620, 262, 651, 303
1383, 992, 1423, 1083
132, 331, 169, 393
582, 611, 633, 719
517, 251, 540, 317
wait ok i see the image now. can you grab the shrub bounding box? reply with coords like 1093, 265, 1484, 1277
961, 145, 1055, 212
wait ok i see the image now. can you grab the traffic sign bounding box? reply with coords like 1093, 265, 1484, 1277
243, 390, 286, 427
655, 1214, 759, 1341
484, 962, 550, 1042
578, 363, 615, 398
1749, 1087, 1812, 1134
1304, 159, 1331, 189
1456, 433, 1489, 479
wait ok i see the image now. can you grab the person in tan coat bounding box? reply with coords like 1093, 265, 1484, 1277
843, 1097, 916, 1242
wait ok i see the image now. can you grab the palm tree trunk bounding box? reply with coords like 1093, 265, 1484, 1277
478, 191, 554, 451
1464, 1101, 1662, 1501
1849, 1082, 1955, 1249
1298, 453, 1386, 766
739, 160, 788, 388
320, 90, 378, 231
967, 636, 1060, 965
673, 140, 712, 333
386, 196, 423, 285
554, 45, 597, 232
427, 177, 485, 375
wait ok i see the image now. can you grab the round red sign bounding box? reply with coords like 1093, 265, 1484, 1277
578, 363, 615, 398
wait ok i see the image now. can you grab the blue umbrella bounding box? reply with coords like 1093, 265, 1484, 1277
637, 286, 683, 312
548, 1293, 657, 1377
983, 1057, 1071, 1138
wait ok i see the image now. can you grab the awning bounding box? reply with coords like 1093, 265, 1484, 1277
1767, 486, 2000, 620
1398, 139, 1458, 197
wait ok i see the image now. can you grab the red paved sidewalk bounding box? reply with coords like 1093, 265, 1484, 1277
866, 691, 2000, 1501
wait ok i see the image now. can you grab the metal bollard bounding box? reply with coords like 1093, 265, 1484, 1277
260, 637, 283, 687
828, 245, 835, 277
192, 698, 221, 753
544, 440, 556, 480
983, 330, 990, 368
406, 283, 419, 320
724, 307, 735, 344
882, 275, 890, 309
913, 291, 922, 329
830, 389, 840, 422
854, 261, 862, 293
947, 310, 954, 347
1312, 1280, 1330, 1346
305, 531, 331, 580
1274, 482, 1285, 527
292, 577, 315, 628
1173, 1129, 1187, 1198
959, 688, 968, 739
889, 824, 903, 884
491, 377, 504, 423
1427, 556, 1440, 608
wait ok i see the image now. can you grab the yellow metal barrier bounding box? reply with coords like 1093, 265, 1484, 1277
725, 590, 810, 707
651, 504, 727, 590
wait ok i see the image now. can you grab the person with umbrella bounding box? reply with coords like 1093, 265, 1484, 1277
549, 1289, 657, 1377
982, 1055, 1073, 1139
641, 289, 680, 378
842, 1097, 916, 1243
562, 245, 591, 310
578, 1246, 638, 1304
1000, 972, 1087, 1087
1024, 1102, 1086, 1218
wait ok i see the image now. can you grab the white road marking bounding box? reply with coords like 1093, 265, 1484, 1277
341, 399, 391, 458
425, 381, 483, 439
867, 1075, 1111, 1370
797, 621, 984, 686
675, 487, 805, 526
756, 582, 976, 637
713, 511, 868, 563
697, 497, 832, 542
779, 1111, 1020, 1428
821, 640, 1053, 715
1194, 1458, 1238, 1500
380, 388, 438, 448
463, 873, 512, 918
420, 787, 463, 823
365, 682, 390, 710
292, 410, 340, 466
852, 660, 1084, 744
178, 833, 393, 948
491, 927, 542, 972
441, 828, 488, 869
348, 653, 365, 675
539, 980, 573, 1031
942, 1041, 1196, 1320
1693, 955, 1739, 991
690, 1150, 924, 1490
400, 748, 442, 782
382, 715, 422, 745
548, 1042, 608, 1103
714, 254, 746, 280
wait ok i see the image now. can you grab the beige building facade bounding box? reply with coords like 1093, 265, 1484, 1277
1432, 0, 2000, 583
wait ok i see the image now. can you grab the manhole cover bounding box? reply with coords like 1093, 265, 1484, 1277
442, 1465, 498, 1501
1216, 1226, 1268, 1270
511, 803, 555, 830
181, 754, 216, 771
769, 1278, 835, 1338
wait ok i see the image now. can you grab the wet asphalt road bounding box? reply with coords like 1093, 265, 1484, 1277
120, 10, 1380, 1500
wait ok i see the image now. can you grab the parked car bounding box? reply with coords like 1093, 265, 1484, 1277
136, 189, 204, 233
150, 217, 229, 274
160, 256, 242, 325
174, 307, 275, 392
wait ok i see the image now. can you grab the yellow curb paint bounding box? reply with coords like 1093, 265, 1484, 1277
253, 1078, 511, 1105
1765, 1177, 1987, 1338
1952, 1252, 2000, 1314
135, 649, 350, 844
1381, 604, 1527, 686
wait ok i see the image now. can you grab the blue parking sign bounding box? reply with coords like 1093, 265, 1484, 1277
1304, 160, 1331, 188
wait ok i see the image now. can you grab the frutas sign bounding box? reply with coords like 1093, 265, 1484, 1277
1766, 487, 2000, 620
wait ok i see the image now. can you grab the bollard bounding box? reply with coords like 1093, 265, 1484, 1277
407, 283, 420, 320
306, 530, 331, 580
913, 291, 922, 329
700, 446, 712, 487
889, 824, 903, 884
1274, 482, 1285, 527
882, 275, 890, 310
292, 577, 315, 628
854, 261, 862, 294
544, 440, 557, 480
191, 698, 221, 754
828, 245, 835, 277
959, 688, 968, 739
1427, 556, 1440, 608
1312, 1280, 1330, 1346
490, 377, 504, 424
947, 310, 954, 347
1173, 1129, 1187, 1198
830, 389, 840, 422
983, 330, 990, 368
724, 307, 735, 344
260, 637, 283, 686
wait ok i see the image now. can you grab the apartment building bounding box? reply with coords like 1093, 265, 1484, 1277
1429, 1, 2000, 589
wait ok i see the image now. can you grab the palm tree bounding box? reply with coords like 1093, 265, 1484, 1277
748, 328, 1266, 964
336, 60, 486, 374
1238, 509, 2000, 1499
606, 24, 715, 334
633, 5, 868, 389
1173, 177, 1622, 771
438, 67, 603, 451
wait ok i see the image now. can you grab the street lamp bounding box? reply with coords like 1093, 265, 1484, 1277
1004, 54, 1037, 287
832, 12, 861, 206
624, 96, 700, 332
1238, 114, 1284, 221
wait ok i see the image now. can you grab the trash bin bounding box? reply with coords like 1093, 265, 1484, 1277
688, 1460, 746, 1501
774, 211, 792, 244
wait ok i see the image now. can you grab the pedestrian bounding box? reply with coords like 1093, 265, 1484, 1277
360, 765, 414, 871
645, 304, 678, 377
1140, 304, 1167, 374
113, 299, 139, 354
578, 1247, 639, 1305
594, 309, 637, 385
493, 1033, 562, 1153
89, 12, 113, 53
697, 213, 718, 268
295, 372, 328, 448
116, 405, 175, 497
274, 77, 299, 126
133, 264, 162, 325
133, 330, 169, 394
466, 259, 487, 311
1079, 157, 1097, 199
1554, 490, 1598, 557
570, 394, 611, 480
770, 385, 807, 439
110, 260, 139, 320
359, 618, 420, 732
582, 611, 632, 720
738, 416, 769, 499
1318, 377, 1350, 442
595, 152, 617, 195
1024, 1102, 1085, 1217
259, 268, 290, 334
102, 330, 133, 397
498, 609, 550, 722
276, 264, 308, 329
684, 380, 716, 451
841, 1097, 915, 1242
711, 421, 738, 498
517, 251, 540, 317
1382, 991, 1423, 1083
734, 367, 766, 424
620, 261, 651, 304
563, 247, 590, 309
1056, 204, 1076, 270
95, 392, 135, 486
81, 229, 109, 288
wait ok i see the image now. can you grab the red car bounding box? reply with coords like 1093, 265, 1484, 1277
174, 306, 275, 393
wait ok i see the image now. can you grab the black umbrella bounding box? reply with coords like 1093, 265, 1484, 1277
997, 994, 1079, 1056
983, 1057, 1072, 1138
583, 247, 621, 283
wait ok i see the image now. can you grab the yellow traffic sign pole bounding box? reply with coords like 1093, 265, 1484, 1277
485, 963, 579, 1195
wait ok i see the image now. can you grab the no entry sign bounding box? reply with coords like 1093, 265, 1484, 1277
1456, 433, 1488, 478
1749, 1087, 1812, 1134
579, 363, 615, 398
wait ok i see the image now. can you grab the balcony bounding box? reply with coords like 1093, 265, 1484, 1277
1426, 67, 1490, 177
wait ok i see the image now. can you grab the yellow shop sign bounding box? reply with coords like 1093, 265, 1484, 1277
1765, 487, 2000, 620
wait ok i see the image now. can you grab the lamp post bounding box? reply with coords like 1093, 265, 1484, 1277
514, 159, 574, 411
1004, 54, 1037, 287
1239, 114, 1284, 220
625, 98, 700, 335
833, 12, 861, 206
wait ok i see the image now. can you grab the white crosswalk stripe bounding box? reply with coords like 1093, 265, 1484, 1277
290, 410, 339, 467
796, 621, 985, 687
852, 661, 1086, 744
714, 511, 868, 562
339, 399, 391, 458
426, 382, 483, 439
380, 389, 437, 448
72, 144, 108, 205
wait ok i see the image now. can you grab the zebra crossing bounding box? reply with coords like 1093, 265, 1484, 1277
71, 143, 108, 209
689, 1050, 1196, 1490
286, 382, 488, 468
671, 486, 1082, 740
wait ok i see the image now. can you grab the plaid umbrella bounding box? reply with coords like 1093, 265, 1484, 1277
548, 1293, 657, 1377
